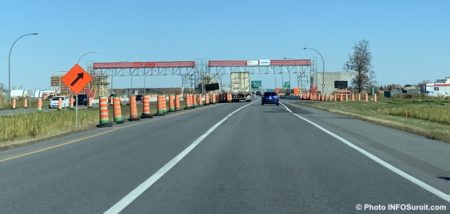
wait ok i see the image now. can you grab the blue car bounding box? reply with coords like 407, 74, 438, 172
261, 92, 279, 105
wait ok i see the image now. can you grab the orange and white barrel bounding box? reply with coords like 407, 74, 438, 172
113, 97, 124, 123
69, 97, 74, 109
163, 96, 168, 113
37, 98, 43, 112
212, 93, 217, 104
141, 95, 152, 118
205, 93, 210, 105
175, 94, 181, 111
193, 94, 198, 107
129, 95, 140, 121
97, 97, 112, 127
58, 97, 63, 110
12, 98, 17, 109
88, 97, 93, 108
156, 95, 165, 115
169, 95, 175, 111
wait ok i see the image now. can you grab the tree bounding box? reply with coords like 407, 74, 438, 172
344, 40, 374, 93
202, 75, 213, 84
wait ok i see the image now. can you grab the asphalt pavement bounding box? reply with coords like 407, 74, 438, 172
0, 98, 448, 213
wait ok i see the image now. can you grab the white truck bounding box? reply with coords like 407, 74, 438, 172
230, 72, 252, 102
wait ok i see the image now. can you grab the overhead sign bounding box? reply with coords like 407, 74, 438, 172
205, 83, 220, 91
259, 59, 271, 66
247, 60, 259, 66
283, 82, 290, 89
334, 81, 347, 89
251, 80, 262, 89
62, 64, 93, 94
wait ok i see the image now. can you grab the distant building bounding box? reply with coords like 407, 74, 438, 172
426, 77, 450, 97
384, 88, 403, 97
311, 71, 357, 94
10, 90, 27, 98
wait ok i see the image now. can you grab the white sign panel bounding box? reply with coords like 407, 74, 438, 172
247, 60, 259, 66
259, 59, 271, 66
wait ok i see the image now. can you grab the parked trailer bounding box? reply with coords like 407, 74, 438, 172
230, 72, 251, 102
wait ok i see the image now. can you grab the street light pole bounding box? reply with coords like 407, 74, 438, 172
8, 33, 38, 103
77, 51, 98, 64
76, 51, 98, 128
303, 47, 325, 94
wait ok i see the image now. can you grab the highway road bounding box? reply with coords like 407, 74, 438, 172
0, 98, 449, 213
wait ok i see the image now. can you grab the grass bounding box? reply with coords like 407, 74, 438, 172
0, 100, 192, 149
299, 96, 450, 143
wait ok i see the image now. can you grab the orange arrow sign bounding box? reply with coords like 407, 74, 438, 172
62, 64, 93, 94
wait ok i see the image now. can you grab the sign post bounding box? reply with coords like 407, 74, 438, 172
62, 64, 93, 128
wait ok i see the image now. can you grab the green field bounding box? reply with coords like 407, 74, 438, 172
0, 101, 194, 149
301, 96, 450, 143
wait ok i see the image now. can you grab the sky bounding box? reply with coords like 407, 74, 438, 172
0, 0, 449, 90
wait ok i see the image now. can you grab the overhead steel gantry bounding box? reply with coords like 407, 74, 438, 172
207, 59, 313, 91
90, 59, 314, 95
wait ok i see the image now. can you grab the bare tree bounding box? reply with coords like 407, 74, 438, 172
344, 40, 374, 93
0, 82, 6, 93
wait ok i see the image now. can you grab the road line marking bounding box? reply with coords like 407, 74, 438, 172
104, 101, 255, 214
280, 102, 450, 202
0, 103, 223, 164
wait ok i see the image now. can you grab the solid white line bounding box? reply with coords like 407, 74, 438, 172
104, 101, 255, 214
280, 102, 450, 203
